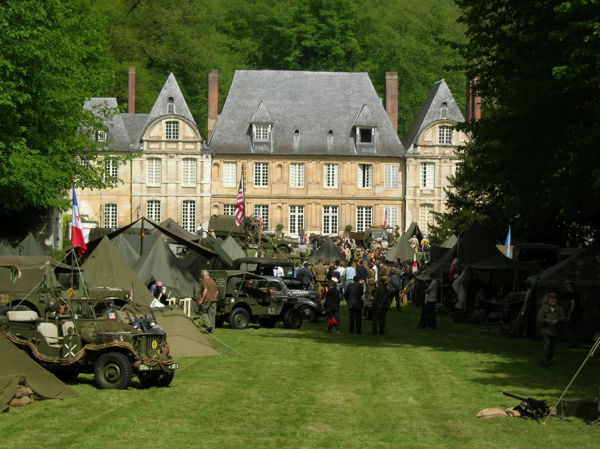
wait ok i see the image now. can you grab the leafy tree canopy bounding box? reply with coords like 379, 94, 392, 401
434, 0, 600, 246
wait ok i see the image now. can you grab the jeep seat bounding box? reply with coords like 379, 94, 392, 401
37, 322, 61, 347
7, 310, 38, 322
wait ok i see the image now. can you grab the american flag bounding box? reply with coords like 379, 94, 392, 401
234, 176, 245, 226
136, 204, 142, 218
383, 208, 389, 228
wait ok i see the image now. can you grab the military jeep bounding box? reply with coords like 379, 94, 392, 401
0, 298, 178, 390
211, 270, 303, 330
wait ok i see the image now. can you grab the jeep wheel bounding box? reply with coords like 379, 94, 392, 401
139, 371, 174, 388
229, 308, 250, 330
297, 305, 317, 323
283, 309, 303, 329
94, 352, 133, 390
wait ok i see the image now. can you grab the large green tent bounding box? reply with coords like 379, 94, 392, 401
15, 234, 46, 256
133, 237, 199, 298
80, 236, 153, 306
309, 238, 343, 263
153, 309, 218, 357
385, 223, 423, 262
111, 234, 139, 266
0, 241, 16, 256
0, 335, 77, 412
159, 218, 199, 242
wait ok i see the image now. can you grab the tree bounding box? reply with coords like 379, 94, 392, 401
0, 0, 115, 237
436, 0, 600, 245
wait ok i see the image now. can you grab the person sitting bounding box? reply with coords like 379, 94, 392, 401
150, 281, 166, 304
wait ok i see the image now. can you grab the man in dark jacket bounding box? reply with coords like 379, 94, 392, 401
324, 279, 341, 333
537, 292, 565, 367
298, 261, 314, 289
373, 278, 391, 335
345, 277, 364, 334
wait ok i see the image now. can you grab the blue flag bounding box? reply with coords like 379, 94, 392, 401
504, 226, 512, 258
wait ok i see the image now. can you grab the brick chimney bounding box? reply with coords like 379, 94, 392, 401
385, 72, 398, 132
127, 67, 136, 113
208, 70, 219, 139
466, 77, 481, 122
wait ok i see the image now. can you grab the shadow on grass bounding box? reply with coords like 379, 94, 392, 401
244, 304, 600, 398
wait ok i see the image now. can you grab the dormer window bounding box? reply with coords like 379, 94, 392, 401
253, 124, 271, 141
358, 127, 373, 143
96, 130, 108, 142
441, 102, 448, 119
167, 97, 175, 114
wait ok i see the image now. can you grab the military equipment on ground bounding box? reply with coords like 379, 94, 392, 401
211, 270, 304, 329
1, 298, 178, 390
502, 391, 568, 422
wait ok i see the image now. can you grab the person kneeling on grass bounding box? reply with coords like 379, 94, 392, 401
324, 279, 341, 333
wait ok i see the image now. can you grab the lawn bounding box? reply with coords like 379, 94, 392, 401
1, 306, 599, 449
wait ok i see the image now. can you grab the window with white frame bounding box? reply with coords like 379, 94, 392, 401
289, 206, 304, 235
384, 164, 399, 189
356, 206, 372, 232
104, 204, 117, 229
419, 204, 434, 234
104, 159, 118, 180
383, 206, 398, 228
358, 164, 373, 188
223, 204, 235, 216
439, 125, 453, 144
254, 205, 269, 230
290, 163, 305, 188
454, 162, 463, 177
147, 158, 162, 186
182, 158, 197, 186
322, 206, 339, 235
182, 200, 196, 232
147, 200, 161, 222
165, 121, 179, 140
323, 163, 338, 188
223, 162, 237, 187
254, 162, 269, 187
420, 162, 435, 189
253, 124, 271, 141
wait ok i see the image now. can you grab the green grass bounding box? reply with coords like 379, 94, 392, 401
2, 306, 599, 449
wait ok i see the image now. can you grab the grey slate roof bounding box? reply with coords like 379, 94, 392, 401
402, 79, 465, 151
209, 70, 405, 157
84, 73, 197, 153
143, 73, 196, 131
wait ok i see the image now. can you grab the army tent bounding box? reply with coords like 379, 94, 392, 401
0, 335, 77, 412
0, 241, 16, 256
112, 234, 139, 266
133, 237, 199, 298
152, 309, 218, 357
80, 236, 154, 306
385, 223, 423, 262
123, 233, 160, 258
160, 218, 199, 242
221, 236, 246, 261
309, 238, 343, 263
15, 234, 46, 256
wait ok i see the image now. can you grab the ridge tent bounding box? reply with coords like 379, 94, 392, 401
152, 309, 218, 357
111, 234, 140, 266
0, 241, 16, 256
133, 237, 198, 298
309, 238, 343, 264
16, 234, 46, 256
80, 236, 154, 306
159, 218, 199, 242
0, 335, 77, 412
385, 223, 423, 262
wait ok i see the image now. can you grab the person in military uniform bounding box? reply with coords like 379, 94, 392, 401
312, 258, 328, 298
372, 278, 391, 335
536, 292, 566, 367
364, 262, 376, 319
345, 277, 364, 334
198, 270, 219, 334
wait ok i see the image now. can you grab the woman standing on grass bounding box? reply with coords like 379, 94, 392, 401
324, 279, 341, 333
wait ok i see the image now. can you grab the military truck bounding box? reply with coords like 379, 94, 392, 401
0, 297, 178, 389
207, 215, 295, 254
211, 270, 304, 329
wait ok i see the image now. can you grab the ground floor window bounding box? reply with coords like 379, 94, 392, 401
383, 206, 398, 229
182, 200, 196, 233
254, 204, 269, 230
322, 206, 339, 235
289, 205, 304, 235
356, 206, 372, 232
104, 204, 117, 229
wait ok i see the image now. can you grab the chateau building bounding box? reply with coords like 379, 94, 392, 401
402, 80, 469, 234
78, 72, 212, 232
208, 70, 405, 237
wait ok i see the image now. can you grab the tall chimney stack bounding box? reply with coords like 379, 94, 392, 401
128, 67, 136, 113
385, 72, 398, 132
466, 77, 481, 122
208, 70, 219, 139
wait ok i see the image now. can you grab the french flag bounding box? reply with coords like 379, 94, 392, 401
71, 187, 87, 256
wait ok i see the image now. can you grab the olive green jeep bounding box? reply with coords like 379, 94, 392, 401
0, 298, 178, 389
210, 270, 303, 330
